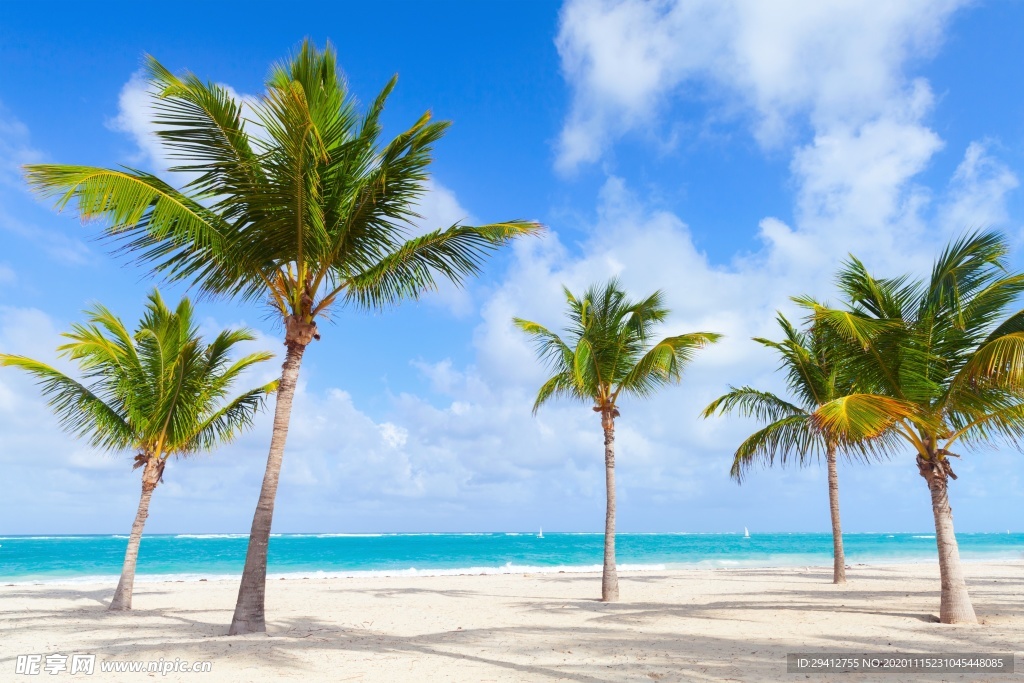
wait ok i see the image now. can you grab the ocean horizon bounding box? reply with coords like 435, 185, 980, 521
2, 532, 1021, 585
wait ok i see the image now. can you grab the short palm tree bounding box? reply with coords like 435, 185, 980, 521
0, 290, 275, 610
24, 41, 541, 633
807, 231, 1024, 623
514, 280, 720, 601
702, 313, 886, 584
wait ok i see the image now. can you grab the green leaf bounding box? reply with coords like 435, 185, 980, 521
812, 394, 919, 441
515, 279, 719, 414
0, 290, 277, 464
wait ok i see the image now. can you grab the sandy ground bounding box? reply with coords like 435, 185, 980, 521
0, 561, 1021, 682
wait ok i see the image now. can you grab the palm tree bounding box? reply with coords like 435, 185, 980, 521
0, 290, 275, 610
514, 280, 719, 601
702, 313, 887, 584
24, 41, 541, 633
806, 231, 1024, 624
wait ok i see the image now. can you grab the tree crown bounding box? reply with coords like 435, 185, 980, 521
0, 290, 277, 461
514, 279, 720, 415
24, 40, 542, 333
807, 230, 1024, 459
703, 313, 888, 481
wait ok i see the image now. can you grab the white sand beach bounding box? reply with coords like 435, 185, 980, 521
1, 561, 1021, 682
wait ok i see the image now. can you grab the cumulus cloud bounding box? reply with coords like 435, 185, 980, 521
382, 0, 1021, 531
555, 0, 965, 172
108, 71, 166, 170
940, 141, 1021, 234
5, 4, 1021, 535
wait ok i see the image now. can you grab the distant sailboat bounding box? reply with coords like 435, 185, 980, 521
538, 527, 544, 539
743, 527, 750, 538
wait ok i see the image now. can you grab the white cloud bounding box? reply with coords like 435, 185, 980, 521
109, 71, 261, 176
417, 0, 1017, 532
0, 106, 43, 187
392, 141, 1020, 529
0, 264, 14, 285
4, 8, 1020, 535
0, 306, 65, 361
940, 141, 1020, 234
409, 179, 479, 316
0, 107, 93, 265
555, 0, 965, 172
0, 207, 92, 265
109, 72, 166, 169
394, 0, 1018, 526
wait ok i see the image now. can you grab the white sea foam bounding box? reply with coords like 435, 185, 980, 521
173, 534, 248, 539
0, 536, 106, 541
0, 572, 240, 586
315, 533, 385, 538
7, 555, 1021, 587
912, 535, 936, 539
0, 563, 668, 586
283, 533, 386, 538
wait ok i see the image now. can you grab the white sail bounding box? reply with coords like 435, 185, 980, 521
743, 526, 750, 538
538, 527, 544, 539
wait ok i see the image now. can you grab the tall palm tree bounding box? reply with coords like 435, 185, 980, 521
702, 313, 887, 584
24, 41, 541, 633
514, 280, 720, 601
807, 231, 1024, 624
0, 290, 275, 610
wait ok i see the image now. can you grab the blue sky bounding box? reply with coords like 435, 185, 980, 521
1, 1, 1022, 535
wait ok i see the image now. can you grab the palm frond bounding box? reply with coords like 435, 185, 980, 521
0, 355, 135, 450
812, 394, 921, 441
616, 332, 720, 400
144, 54, 264, 197
343, 221, 542, 310
0, 290, 276, 466
730, 415, 819, 482
24, 40, 541, 327
702, 386, 806, 422
516, 279, 718, 416
185, 380, 278, 452
531, 373, 583, 414
954, 331, 1024, 391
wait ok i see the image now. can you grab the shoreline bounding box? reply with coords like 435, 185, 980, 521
5, 556, 1022, 587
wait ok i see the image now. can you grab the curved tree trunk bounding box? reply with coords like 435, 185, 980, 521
918, 454, 977, 624
825, 445, 846, 584
229, 328, 309, 635
601, 409, 619, 602
109, 456, 163, 611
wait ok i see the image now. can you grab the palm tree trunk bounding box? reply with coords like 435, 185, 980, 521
229, 332, 309, 635
109, 456, 162, 611
601, 410, 619, 602
825, 445, 846, 584
918, 455, 977, 624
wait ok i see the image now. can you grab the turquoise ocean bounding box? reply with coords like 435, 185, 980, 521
1, 532, 1022, 584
